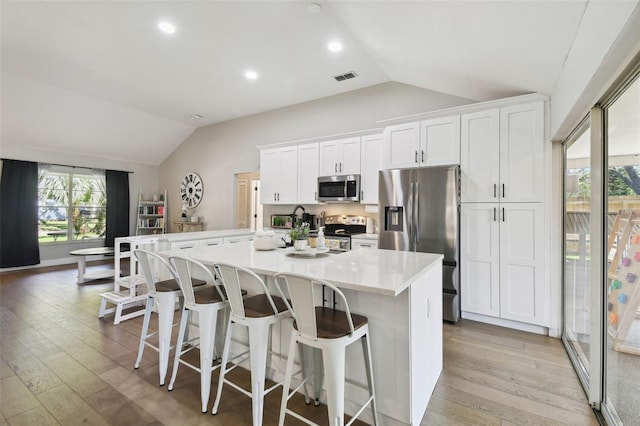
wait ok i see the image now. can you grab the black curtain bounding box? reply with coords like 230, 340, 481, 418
105, 170, 130, 247
0, 160, 40, 267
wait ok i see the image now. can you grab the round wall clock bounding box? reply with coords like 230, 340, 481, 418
180, 172, 203, 208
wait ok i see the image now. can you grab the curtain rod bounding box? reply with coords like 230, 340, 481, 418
1, 158, 133, 174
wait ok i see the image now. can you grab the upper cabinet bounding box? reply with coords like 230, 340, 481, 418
360, 133, 384, 204
260, 146, 298, 204
297, 143, 319, 204
319, 137, 361, 176
383, 116, 460, 170
461, 101, 544, 203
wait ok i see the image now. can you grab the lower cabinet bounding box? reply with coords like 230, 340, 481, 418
352, 238, 378, 249
460, 202, 547, 326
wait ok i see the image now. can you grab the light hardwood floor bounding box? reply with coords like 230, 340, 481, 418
0, 261, 598, 425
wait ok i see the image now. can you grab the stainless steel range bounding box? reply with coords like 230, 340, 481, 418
322, 215, 367, 252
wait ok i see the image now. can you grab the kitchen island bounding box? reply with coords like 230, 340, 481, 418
162, 241, 443, 426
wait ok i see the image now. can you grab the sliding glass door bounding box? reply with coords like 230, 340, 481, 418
563, 64, 639, 426
564, 121, 593, 384
602, 74, 640, 426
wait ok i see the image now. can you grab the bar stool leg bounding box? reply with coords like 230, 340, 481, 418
278, 336, 298, 426
212, 317, 233, 415
362, 334, 379, 425
322, 346, 346, 426
312, 347, 323, 406
156, 292, 176, 386
167, 307, 190, 391
197, 308, 219, 413
134, 295, 154, 369
248, 323, 270, 426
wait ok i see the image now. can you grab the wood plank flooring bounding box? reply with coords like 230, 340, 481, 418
0, 262, 598, 425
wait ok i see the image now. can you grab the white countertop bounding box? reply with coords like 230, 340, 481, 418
163, 241, 442, 297
116, 228, 254, 243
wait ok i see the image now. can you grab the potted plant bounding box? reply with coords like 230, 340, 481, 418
290, 222, 310, 250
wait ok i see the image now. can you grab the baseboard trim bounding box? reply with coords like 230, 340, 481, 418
461, 311, 550, 335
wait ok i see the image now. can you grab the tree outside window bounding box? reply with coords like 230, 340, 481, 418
37, 166, 106, 243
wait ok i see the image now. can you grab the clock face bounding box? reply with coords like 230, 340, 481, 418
180, 172, 203, 208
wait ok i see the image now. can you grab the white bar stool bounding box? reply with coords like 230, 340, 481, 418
275, 272, 378, 426
167, 255, 229, 413
133, 249, 204, 386
212, 262, 293, 426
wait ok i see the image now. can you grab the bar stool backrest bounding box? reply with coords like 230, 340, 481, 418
275, 273, 356, 341
169, 256, 225, 310
214, 262, 280, 320
134, 249, 176, 296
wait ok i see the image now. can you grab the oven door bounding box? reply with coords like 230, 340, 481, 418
325, 236, 351, 252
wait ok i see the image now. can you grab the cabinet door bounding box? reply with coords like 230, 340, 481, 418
360, 134, 383, 204
421, 115, 461, 166
499, 203, 546, 325
352, 239, 378, 249
318, 140, 341, 176
499, 102, 544, 202
260, 149, 280, 204
298, 143, 319, 204
278, 147, 298, 204
340, 137, 361, 175
460, 109, 500, 202
460, 203, 500, 317
383, 122, 420, 169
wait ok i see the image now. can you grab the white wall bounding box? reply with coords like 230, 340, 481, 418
159, 81, 472, 230
0, 143, 160, 264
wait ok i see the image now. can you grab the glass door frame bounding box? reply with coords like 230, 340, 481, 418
562, 59, 639, 425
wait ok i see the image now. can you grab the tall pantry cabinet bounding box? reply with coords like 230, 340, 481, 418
460, 100, 548, 328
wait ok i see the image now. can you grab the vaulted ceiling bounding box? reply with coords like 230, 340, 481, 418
0, 1, 625, 165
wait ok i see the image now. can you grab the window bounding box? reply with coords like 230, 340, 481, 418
37, 165, 106, 243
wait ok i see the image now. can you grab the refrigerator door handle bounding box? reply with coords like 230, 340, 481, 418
415, 181, 420, 249
407, 182, 414, 249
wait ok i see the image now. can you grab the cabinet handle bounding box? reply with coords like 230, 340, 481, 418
493, 184, 497, 198
361, 190, 364, 199
277, 193, 280, 201
315, 191, 317, 200
274, 193, 277, 202
335, 163, 338, 173
502, 183, 505, 198
421, 150, 425, 163
415, 151, 418, 163
339, 162, 342, 173
493, 207, 497, 222
502, 207, 505, 222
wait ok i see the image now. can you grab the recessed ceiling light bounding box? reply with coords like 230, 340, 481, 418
328, 41, 343, 52
158, 21, 176, 34
244, 70, 258, 80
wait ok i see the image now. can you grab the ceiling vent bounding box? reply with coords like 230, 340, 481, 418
333, 71, 358, 82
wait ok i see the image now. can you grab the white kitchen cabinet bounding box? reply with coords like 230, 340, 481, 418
260, 146, 298, 204
223, 235, 254, 244
297, 142, 319, 204
460, 202, 546, 326
420, 115, 460, 166
319, 136, 361, 176
383, 122, 420, 169
383, 116, 460, 170
461, 101, 544, 203
352, 238, 378, 249
359, 133, 384, 204
199, 237, 223, 247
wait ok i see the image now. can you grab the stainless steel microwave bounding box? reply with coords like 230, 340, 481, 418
317, 174, 361, 202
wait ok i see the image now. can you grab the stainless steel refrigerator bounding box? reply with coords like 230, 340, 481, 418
378, 165, 460, 322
